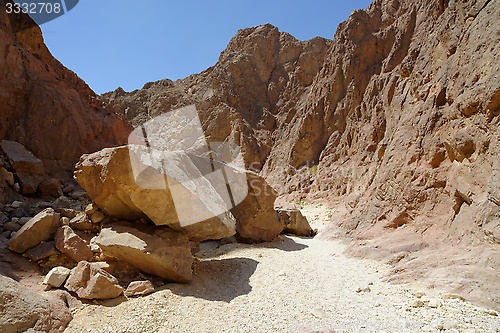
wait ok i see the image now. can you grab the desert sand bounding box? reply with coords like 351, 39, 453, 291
64, 206, 499, 333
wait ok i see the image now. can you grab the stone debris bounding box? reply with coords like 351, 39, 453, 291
64, 261, 123, 300
54, 226, 94, 262
68, 213, 94, 231
0, 140, 45, 195
7, 208, 60, 253
39, 178, 63, 199
279, 209, 315, 237
43, 266, 72, 288
124, 280, 155, 297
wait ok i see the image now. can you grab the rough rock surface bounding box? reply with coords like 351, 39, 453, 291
75, 145, 236, 242
0, 140, 45, 195
64, 261, 123, 300
279, 209, 314, 236
0, 274, 71, 333
54, 226, 93, 262
7, 208, 60, 253
232, 172, 284, 242
95, 222, 193, 282
43, 266, 71, 288
124, 280, 155, 297
104, 0, 500, 309
0, 0, 130, 182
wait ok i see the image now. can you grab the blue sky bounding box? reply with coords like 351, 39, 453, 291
40, 1, 373, 94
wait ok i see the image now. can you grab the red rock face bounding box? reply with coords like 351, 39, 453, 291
103, 0, 500, 309
0, 0, 131, 177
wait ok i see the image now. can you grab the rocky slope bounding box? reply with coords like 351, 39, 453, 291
0, 0, 130, 181
103, 0, 500, 309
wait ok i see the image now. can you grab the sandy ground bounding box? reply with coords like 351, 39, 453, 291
64, 206, 500, 333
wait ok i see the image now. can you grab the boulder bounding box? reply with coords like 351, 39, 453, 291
279, 209, 315, 236
54, 226, 94, 262
68, 213, 94, 231
7, 208, 60, 253
0, 274, 71, 333
75, 145, 236, 241
39, 179, 63, 199
95, 222, 193, 282
0, 140, 45, 195
231, 172, 284, 242
64, 261, 123, 300
124, 280, 155, 297
43, 266, 72, 288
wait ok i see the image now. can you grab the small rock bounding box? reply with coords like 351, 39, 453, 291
413, 291, 426, 298
10, 217, 19, 224
62, 183, 74, 194
311, 307, 327, 319
39, 179, 63, 199
60, 217, 70, 226
84, 203, 98, 215
43, 266, 71, 288
3, 221, 21, 232
0, 167, 15, 186
409, 300, 424, 308
124, 280, 155, 297
7, 208, 60, 253
64, 261, 123, 299
428, 298, 442, 308
2, 230, 11, 238
18, 216, 31, 225
11, 200, 24, 209
486, 309, 498, 316
55, 226, 94, 262
356, 286, 371, 293
13, 183, 20, 192
54, 196, 72, 208
89, 211, 105, 224
421, 295, 431, 302
69, 213, 94, 231
89, 236, 101, 253
278, 270, 286, 277
54, 208, 80, 219
69, 190, 88, 200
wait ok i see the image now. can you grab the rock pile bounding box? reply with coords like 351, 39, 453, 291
1, 143, 314, 303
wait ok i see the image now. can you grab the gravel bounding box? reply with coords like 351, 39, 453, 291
64, 206, 500, 333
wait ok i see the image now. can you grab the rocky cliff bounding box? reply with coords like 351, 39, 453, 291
0, 0, 130, 178
104, 0, 500, 308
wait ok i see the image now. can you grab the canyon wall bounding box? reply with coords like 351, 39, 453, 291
104, 0, 500, 308
0, 0, 130, 177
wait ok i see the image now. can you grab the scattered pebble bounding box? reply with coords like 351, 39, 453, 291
428, 298, 442, 308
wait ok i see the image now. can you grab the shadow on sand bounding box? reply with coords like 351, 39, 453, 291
160, 257, 258, 302
257, 235, 309, 252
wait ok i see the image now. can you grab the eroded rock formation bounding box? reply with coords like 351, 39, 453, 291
104, 0, 500, 309
0, 0, 130, 180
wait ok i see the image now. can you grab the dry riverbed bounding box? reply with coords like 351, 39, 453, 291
65, 206, 500, 333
